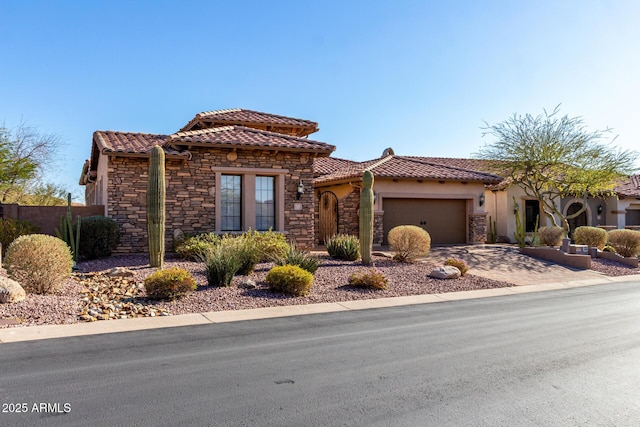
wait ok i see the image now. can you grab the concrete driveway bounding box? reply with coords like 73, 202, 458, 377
425, 244, 608, 286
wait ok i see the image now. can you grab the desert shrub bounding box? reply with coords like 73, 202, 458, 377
4, 234, 73, 294
266, 265, 314, 297
231, 235, 262, 276
603, 244, 617, 252
274, 244, 319, 274
326, 234, 360, 261
0, 218, 40, 250
607, 229, 640, 258
387, 225, 431, 262
537, 226, 566, 247
175, 232, 220, 261
573, 226, 607, 250
144, 267, 197, 300
79, 216, 121, 259
202, 240, 242, 287
444, 258, 468, 276
244, 229, 290, 262
348, 269, 389, 290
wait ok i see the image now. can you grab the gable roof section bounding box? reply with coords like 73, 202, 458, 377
313, 157, 359, 177
615, 175, 640, 198
314, 155, 503, 185
179, 108, 319, 136
167, 125, 335, 154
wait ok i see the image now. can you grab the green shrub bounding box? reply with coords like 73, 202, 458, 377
537, 226, 566, 247
326, 234, 360, 261
232, 235, 262, 276
387, 225, 430, 262
274, 244, 319, 274
444, 258, 468, 276
4, 234, 73, 294
144, 267, 197, 300
202, 239, 242, 287
0, 218, 40, 250
573, 226, 607, 250
79, 216, 120, 259
175, 232, 220, 261
244, 229, 290, 262
348, 269, 389, 290
607, 229, 640, 258
266, 265, 314, 297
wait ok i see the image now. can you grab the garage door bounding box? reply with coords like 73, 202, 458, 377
382, 198, 467, 245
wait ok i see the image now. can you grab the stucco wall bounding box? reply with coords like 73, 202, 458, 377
107, 147, 317, 253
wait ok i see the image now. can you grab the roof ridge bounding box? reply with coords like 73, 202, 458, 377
170, 125, 322, 144
196, 108, 242, 118
364, 155, 394, 171
96, 130, 168, 138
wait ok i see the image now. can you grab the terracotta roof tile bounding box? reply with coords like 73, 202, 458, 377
615, 175, 640, 197
314, 155, 503, 184
180, 108, 319, 134
93, 131, 188, 157
313, 157, 359, 176
167, 125, 335, 154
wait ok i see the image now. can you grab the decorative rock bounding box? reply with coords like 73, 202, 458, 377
429, 266, 461, 279
106, 267, 135, 278
239, 278, 257, 289
0, 276, 26, 303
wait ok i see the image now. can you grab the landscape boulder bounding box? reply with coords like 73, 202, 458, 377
0, 276, 27, 303
429, 266, 461, 279
106, 267, 135, 278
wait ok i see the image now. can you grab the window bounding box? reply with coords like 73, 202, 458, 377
255, 176, 275, 231
221, 175, 241, 231
524, 200, 540, 232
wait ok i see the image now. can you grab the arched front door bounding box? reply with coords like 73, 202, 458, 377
319, 191, 338, 244
567, 202, 587, 237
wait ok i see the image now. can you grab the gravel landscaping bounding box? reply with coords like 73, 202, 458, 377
1, 253, 638, 329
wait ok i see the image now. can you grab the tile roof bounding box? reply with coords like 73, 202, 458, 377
615, 175, 640, 197
179, 108, 319, 134
314, 155, 503, 184
93, 131, 188, 157
167, 125, 335, 154
313, 157, 359, 177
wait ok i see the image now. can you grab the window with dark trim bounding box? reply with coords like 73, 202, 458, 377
221, 175, 242, 231
525, 199, 540, 232
255, 176, 275, 231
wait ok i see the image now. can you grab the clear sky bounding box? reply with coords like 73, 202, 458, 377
1, 0, 639, 201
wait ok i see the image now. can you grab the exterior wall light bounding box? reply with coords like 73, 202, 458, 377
296, 180, 304, 200
597, 205, 603, 215
479, 194, 485, 207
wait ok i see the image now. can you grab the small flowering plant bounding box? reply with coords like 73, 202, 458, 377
348, 268, 389, 290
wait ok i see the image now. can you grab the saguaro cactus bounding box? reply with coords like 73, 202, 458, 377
359, 170, 374, 265
147, 145, 166, 268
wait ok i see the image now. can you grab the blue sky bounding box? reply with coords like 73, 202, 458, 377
1, 0, 639, 201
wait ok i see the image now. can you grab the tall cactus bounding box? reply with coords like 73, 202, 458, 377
55, 192, 81, 264
147, 145, 166, 268
359, 170, 374, 265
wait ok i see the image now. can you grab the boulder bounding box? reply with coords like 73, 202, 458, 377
429, 266, 461, 279
0, 276, 27, 303
106, 267, 135, 278
239, 278, 257, 289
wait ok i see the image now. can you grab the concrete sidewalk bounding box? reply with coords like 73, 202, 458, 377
1, 273, 638, 344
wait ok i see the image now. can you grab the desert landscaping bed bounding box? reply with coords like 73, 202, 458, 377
1, 254, 638, 329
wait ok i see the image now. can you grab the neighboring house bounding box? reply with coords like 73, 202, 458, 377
80, 109, 335, 253
314, 151, 640, 245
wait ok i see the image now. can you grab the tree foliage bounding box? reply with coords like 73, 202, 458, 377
0, 121, 66, 204
475, 106, 638, 230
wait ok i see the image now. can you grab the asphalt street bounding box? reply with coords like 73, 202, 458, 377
2, 280, 640, 426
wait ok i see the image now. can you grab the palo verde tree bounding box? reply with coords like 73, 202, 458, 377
475, 106, 638, 232
0, 121, 65, 204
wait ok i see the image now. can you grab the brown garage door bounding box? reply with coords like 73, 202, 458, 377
383, 198, 467, 245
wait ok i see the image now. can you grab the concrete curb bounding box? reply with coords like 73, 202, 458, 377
1, 275, 638, 344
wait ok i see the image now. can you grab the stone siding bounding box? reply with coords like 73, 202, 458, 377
373, 211, 384, 245
108, 148, 316, 253
469, 213, 488, 244
338, 190, 360, 237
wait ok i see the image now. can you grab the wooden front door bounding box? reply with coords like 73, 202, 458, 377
319, 191, 338, 243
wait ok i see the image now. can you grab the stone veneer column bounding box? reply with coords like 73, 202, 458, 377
373, 211, 384, 246
469, 213, 488, 244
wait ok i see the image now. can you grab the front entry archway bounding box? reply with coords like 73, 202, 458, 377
566, 202, 588, 237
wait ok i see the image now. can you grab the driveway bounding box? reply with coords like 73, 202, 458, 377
425, 244, 607, 286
